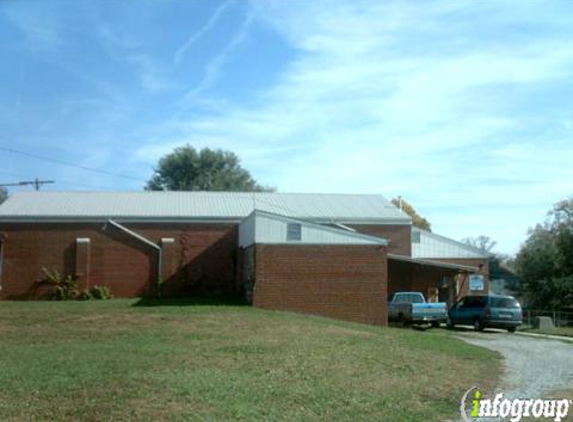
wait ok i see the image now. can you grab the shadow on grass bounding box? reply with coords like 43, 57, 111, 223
133, 295, 249, 308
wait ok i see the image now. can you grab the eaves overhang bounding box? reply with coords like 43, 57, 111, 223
388, 254, 480, 273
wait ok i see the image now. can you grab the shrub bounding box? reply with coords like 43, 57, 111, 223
40, 268, 80, 301
78, 290, 93, 301
89, 285, 112, 300
38, 269, 112, 301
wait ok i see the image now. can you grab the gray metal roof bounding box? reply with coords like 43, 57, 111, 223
388, 254, 480, 272
0, 191, 411, 224
411, 227, 489, 259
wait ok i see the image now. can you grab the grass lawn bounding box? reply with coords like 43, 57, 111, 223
520, 325, 573, 338
0, 299, 500, 422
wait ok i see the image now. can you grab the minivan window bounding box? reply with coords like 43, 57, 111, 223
463, 296, 487, 308
489, 297, 520, 308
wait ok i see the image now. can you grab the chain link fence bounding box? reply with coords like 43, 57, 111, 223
523, 309, 573, 327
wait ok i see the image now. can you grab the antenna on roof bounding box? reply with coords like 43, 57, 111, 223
0, 179, 55, 191
398, 195, 403, 211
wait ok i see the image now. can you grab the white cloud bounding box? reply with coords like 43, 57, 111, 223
130, 0, 573, 252
174, 0, 237, 64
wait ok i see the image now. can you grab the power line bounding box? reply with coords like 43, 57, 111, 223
0, 179, 54, 191
0, 146, 143, 182
0, 170, 117, 190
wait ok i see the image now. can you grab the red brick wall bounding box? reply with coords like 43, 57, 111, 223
433, 258, 490, 298
0, 222, 237, 299
349, 224, 412, 256
252, 244, 388, 326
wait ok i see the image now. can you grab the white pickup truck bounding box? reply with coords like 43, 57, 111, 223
388, 292, 448, 327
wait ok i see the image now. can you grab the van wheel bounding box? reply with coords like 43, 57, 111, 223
507, 327, 516, 333
474, 319, 484, 332
446, 318, 455, 329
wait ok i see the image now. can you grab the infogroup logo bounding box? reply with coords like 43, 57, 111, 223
460, 387, 572, 422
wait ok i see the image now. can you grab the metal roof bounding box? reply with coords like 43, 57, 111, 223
411, 227, 489, 259
239, 210, 389, 247
0, 191, 411, 224
388, 254, 480, 272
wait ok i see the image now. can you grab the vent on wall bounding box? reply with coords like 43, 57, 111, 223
286, 223, 302, 241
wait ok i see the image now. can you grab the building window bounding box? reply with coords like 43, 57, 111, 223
286, 223, 302, 241
411, 230, 421, 243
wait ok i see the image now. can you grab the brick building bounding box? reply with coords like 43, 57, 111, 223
0, 192, 489, 325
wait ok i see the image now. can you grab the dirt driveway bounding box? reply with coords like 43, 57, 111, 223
453, 330, 573, 421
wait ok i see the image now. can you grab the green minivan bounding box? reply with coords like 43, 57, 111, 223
447, 295, 522, 332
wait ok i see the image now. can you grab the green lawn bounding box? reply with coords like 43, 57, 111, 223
0, 299, 500, 422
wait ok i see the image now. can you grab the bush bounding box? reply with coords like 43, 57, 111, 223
89, 285, 112, 300
77, 290, 93, 301
40, 269, 80, 301
38, 269, 112, 301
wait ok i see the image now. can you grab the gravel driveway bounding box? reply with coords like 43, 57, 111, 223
452, 330, 573, 421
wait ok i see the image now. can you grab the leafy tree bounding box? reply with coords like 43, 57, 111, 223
0, 187, 7, 204
146, 145, 273, 192
515, 198, 573, 310
461, 235, 497, 254
391, 197, 431, 231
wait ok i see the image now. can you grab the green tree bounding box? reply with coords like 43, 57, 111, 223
391, 197, 431, 231
0, 187, 7, 204
515, 198, 573, 310
146, 145, 273, 192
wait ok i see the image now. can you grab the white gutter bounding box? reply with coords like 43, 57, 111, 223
105, 219, 163, 296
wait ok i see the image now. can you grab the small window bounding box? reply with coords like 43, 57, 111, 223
411, 230, 421, 243
286, 223, 302, 241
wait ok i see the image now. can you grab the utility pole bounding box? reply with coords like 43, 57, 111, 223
0, 179, 55, 191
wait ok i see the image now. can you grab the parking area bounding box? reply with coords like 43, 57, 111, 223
457, 330, 573, 399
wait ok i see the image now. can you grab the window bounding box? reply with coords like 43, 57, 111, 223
393, 293, 424, 304
489, 297, 520, 309
411, 230, 421, 243
462, 296, 487, 308
286, 223, 302, 241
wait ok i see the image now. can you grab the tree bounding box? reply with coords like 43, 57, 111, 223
146, 145, 273, 192
391, 197, 431, 231
0, 187, 7, 204
461, 235, 497, 254
515, 197, 573, 310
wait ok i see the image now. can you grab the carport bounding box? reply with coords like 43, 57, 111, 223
387, 254, 481, 306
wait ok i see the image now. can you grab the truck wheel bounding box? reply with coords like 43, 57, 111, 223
507, 327, 517, 333
474, 319, 484, 332
446, 318, 455, 329
431, 321, 440, 329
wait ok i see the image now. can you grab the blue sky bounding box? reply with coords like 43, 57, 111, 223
1, 0, 573, 254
